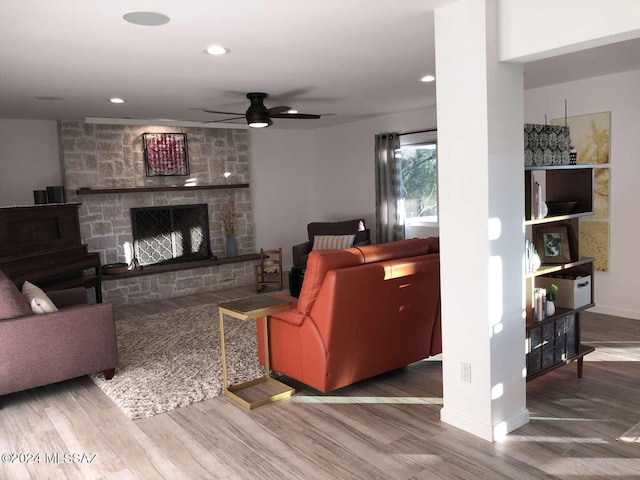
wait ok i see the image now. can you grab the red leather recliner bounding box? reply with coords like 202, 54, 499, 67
260, 237, 441, 393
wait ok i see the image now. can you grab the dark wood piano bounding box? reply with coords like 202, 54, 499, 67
0, 203, 102, 302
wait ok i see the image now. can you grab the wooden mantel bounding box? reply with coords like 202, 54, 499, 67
76, 183, 249, 195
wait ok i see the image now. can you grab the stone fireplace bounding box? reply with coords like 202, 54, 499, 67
57, 121, 256, 306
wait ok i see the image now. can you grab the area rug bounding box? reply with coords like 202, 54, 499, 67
90, 302, 267, 420
617, 421, 640, 444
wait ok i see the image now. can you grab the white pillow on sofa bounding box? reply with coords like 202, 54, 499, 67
312, 234, 356, 251
22, 281, 58, 314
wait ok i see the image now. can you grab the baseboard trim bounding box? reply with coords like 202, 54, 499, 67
440, 407, 529, 442
590, 305, 640, 321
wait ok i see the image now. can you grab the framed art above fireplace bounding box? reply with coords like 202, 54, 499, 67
142, 132, 190, 176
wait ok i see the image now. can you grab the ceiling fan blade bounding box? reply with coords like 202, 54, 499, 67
203, 109, 244, 116
267, 106, 291, 115
271, 113, 321, 119
203, 116, 245, 123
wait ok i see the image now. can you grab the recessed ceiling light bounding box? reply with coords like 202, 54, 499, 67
110, 97, 126, 104
421, 74, 435, 83
35, 96, 64, 101
286, 109, 298, 114
204, 45, 230, 56
123, 11, 170, 26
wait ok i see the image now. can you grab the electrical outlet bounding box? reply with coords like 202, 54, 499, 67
461, 362, 471, 383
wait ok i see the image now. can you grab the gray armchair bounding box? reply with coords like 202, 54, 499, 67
291, 218, 371, 267
0, 269, 117, 397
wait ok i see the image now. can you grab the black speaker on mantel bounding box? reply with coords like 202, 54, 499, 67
46, 186, 66, 203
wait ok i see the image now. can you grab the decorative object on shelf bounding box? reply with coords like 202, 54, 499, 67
570, 146, 577, 164
541, 201, 548, 218
537, 275, 591, 309
546, 283, 558, 317
534, 225, 571, 264
219, 197, 237, 257
225, 237, 237, 258
33, 190, 48, 204
46, 185, 66, 203
534, 287, 547, 322
525, 237, 541, 274
531, 181, 543, 220
524, 123, 571, 167
101, 262, 129, 275
142, 133, 189, 176
546, 200, 579, 216
33, 186, 66, 204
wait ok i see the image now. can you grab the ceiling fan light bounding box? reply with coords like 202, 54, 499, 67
246, 95, 270, 127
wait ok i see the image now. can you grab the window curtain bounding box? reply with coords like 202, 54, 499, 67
375, 132, 404, 243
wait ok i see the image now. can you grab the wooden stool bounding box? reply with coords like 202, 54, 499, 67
255, 248, 283, 292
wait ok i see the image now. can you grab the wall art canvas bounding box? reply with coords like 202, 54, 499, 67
551, 112, 611, 271
580, 220, 609, 272
550, 112, 610, 165
593, 167, 610, 219
142, 133, 190, 177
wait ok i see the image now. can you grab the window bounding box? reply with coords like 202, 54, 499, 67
398, 142, 438, 225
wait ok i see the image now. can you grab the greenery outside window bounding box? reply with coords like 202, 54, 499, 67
398, 142, 438, 226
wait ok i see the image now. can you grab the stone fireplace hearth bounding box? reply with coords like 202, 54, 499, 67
57, 121, 257, 306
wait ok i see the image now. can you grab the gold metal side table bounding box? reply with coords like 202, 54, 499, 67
218, 295, 294, 409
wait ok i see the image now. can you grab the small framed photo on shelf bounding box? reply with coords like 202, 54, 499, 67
143, 133, 189, 177
534, 225, 571, 264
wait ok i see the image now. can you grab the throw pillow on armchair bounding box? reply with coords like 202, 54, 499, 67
292, 219, 370, 268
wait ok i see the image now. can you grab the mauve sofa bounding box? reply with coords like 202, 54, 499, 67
259, 237, 441, 393
0, 269, 117, 397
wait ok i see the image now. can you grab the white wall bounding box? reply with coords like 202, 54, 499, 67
249, 128, 315, 269
0, 119, 61, 206
499, 0, 640, 62
525, 69, 640, 320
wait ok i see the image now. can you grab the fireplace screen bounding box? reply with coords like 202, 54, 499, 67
131, 204, 210, 266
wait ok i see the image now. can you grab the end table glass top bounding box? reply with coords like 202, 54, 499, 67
219, 295, 291, 317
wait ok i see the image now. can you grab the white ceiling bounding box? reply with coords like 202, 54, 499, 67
1, 1, 639, 129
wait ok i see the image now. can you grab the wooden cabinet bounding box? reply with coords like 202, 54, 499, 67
524, 166, 595, 380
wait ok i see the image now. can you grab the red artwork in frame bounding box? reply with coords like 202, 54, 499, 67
143, 133, 190, 176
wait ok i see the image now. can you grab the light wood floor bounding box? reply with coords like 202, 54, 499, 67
1, 285, 639, 479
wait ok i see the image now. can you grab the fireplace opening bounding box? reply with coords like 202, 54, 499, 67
131, 204, 211, 267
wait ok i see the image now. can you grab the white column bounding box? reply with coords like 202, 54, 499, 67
435, 0, 528, 441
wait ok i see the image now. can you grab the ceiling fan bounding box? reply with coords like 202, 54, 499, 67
204, 92, 322, 128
